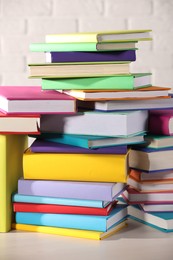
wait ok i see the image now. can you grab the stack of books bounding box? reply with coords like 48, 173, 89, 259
123, 109, 173, 232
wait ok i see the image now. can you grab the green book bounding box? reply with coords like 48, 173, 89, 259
29, 42, 138, 52
42, 73, 152, 90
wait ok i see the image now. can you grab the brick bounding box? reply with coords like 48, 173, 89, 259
105, 0, 152, 17
154, 0, 173, 17
2, 0, 52, 17
0, 55, 25, 72
28, 18, 77, 35
78, 18, 126, 32
0, 19, 26, 34
53, 0, 103, 17
1, 73, 41, 86
152, 68, 173, 88
154, 34, 173, 53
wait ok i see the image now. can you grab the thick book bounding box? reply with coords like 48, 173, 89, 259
12, 193, 111, 208
45, 29, 152, 43
41, 133, 145, 149
13, 201, 116, 216
64, 86, 170, 101
0, 112, 40, 134
129, 147, 173, 172
15, 204, 127, 232
23, 149, 128, 182
40, 110, 148, 137
128, 204, 173, 232
0, 135, 27, 232
46, 50, 136, 63
18, 178, 126, 201
0, 86, 76, 114
29, 138, 128, 154
12, 220, 127, 240
122, 187, 173, 204
28, 62, 130, 78
30, 42, 137, 52
148, 110, 173, 136
42, 73, 151, 90
144, 135, 173, 149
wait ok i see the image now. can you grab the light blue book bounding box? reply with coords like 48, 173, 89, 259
42, 132, 145, 149
15, 204, 127, 232
12, 193, 110, 208
128, 204, 173, 232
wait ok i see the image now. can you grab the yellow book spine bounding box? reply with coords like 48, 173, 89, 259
23, 149, 128, 183
0, 135, 27, 232
12, 221, 127, 240
46, 33, 97, 43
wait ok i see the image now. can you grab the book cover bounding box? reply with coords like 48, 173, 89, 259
28, 62, 130, 78
42, 73, 152, 90
12, 193, 110, 208
15, 204, 127, 232
12, 220, 127, 240
0, 135, 27, 232
0, 86, 76, 114
18, 178, 127, 201
46, 50, 136, 63
29, 138, 128, 154
45, 29, 152, 43
13, 201, 116, 216
40, 110, 148, 137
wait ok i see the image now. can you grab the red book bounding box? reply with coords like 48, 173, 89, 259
148, 110, 173, 136
0, 86, 76, 114
13, 201, 117, 216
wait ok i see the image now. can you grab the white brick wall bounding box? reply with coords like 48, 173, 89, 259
0, 0, 173, 89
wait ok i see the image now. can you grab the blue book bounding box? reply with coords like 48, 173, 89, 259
12, 193, 110, 208
15, 204, 127, 232
128, 204, 173, 232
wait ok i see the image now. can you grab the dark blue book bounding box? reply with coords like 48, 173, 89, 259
46, 50, 136, 63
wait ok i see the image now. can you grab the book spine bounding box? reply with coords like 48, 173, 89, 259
148, 115, 173, 136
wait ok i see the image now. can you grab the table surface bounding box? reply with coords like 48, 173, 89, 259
0, 219, 173, 260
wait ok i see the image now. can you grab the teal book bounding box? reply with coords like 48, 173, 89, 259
42, 73, 151, 90
128, 205, 173, 232
12, 193, 110, 208
15, 204, 127, 232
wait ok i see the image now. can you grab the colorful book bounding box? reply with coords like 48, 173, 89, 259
13, 201, 116, 216
28, 62, 130, 78
30, 42, 137, 52
144, 135, 173, 149
129, 147, 173, 172
122, 187, 173, 204
45, 29, 152, 43
12, 193, 111, 208
42, 73, 152, 90
0, 112, 40, 134
12, 220, 127, 240
140, 203, 173, 213
0, 86, 76, 114
46, 50, 136, 63
29, 138, 128, 154
128, 204, 173, 232
0, 135, 27, 232
15, 204, 127, 232
64, 86, 170, 101
40, 110, 148, 137
40, 133, 145, 149
134, 169, 173, 181
148, 110, 173, 136
17, 178, 126, 201
23, 149, 128, 182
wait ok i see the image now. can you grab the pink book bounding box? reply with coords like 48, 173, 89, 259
148, 110, 173, 136
0, 86, 76, 114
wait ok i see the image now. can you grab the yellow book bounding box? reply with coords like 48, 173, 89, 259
23, 149, 128, 183
46, 29, 152, 43
12, 221, 127, 240
0, 135, 27, 232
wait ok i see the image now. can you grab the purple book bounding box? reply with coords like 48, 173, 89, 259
46, 50, 136, 63
30, 139, 127, 154
18, 178, 127, 201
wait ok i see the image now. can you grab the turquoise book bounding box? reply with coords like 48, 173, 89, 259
15, 204, 127, 232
